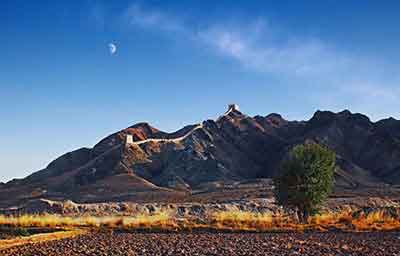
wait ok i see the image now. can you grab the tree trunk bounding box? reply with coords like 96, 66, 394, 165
297, 208, 309, 224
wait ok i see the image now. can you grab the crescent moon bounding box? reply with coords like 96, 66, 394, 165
108, 43, 117, 55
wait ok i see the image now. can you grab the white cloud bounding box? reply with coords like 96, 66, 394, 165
122, 4, 351, 80
197, 27, 346, 77
123, 4, 184, 32
122, 4, 400, 120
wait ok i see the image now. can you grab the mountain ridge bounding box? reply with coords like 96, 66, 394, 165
1, 105, 400, 207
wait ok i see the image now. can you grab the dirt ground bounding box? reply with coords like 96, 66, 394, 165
1, 231, 399, 256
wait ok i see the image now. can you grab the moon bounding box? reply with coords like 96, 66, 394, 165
108, 43, 117, 55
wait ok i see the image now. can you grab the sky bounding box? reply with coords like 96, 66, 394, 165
1, 0, 400, 182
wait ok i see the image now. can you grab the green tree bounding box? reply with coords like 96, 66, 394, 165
274, 143, 336, 223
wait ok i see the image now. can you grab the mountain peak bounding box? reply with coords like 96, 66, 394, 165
1, 106, 400, 207
216, 104, 245, 122
228, 104, 240, 112
225, 103, 244, 117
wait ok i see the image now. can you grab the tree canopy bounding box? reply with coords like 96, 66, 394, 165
274, 143, 336, 223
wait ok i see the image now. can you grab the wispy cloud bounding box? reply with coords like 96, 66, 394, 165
124, 4, 185, 33
88, 0, 106, 31
121, 3, 399, 120
123, 5, 349, 78
197, 26, 351, 79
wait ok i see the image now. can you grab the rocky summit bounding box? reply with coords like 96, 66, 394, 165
1, 105, 400, 207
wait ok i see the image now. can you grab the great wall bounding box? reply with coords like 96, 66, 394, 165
125, 104, 240, 146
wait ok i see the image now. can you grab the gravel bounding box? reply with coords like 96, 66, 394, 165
1, 231, 400, 256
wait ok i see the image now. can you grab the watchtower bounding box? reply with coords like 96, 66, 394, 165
228, 104, 239, 112
125, 134, 134, 145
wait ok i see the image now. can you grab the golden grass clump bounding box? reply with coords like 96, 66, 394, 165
0, 211, 176, 230
211, 210, 289, 231
211, 208, 400, 232
310, 208, 400, 231
121, 211, 178, 230
350, 209, 400, 231
0, 214, 76, 228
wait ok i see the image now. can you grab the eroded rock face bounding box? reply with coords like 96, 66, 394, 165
1, 106, 400, 206
2, 197, 399, 219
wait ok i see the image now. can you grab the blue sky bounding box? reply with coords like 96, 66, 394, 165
1, 0, 400, 182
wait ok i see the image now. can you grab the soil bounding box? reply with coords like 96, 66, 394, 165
1, 231, 399, 256
0, 227, 62, 240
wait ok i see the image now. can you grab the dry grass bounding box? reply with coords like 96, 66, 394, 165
211, 211, 291, 231
310, 208, 400, 231
0, 229, 87, 250
0, 211, 177, 230
212, 208, 400, 232
0, 208, 399, 232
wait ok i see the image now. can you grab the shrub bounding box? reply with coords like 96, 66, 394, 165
14, 227, 30, 237
274, 142, 336, 223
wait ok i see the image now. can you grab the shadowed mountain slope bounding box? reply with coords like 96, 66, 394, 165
1, 105, 399, 206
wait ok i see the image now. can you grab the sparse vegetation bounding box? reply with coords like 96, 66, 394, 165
0, 211, 176, 230
274, 143, 336, 223
0, 230, 86, 251
211, 210, 285, 231
13, 228, 30, 237
211, 208, 400, 231
0, 207, 399, 232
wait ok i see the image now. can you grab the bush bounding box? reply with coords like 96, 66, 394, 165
274, 143, 336, 223
14, 227, 31, 237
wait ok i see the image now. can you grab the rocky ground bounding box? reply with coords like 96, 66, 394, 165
1, 231, 400, 256
2, 195, 399, 217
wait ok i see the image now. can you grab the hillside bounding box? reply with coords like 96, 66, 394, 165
1, 104, 400, 207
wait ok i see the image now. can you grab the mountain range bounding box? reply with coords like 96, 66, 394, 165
1, 104, 400, 207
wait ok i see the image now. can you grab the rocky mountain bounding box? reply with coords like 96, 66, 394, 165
1, 105, 400, 207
